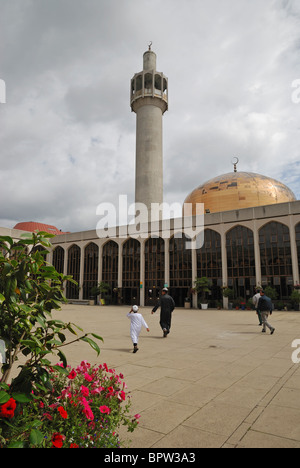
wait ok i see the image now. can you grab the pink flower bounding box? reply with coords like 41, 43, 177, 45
80, 385, 90, 397
91, 386, 105, 395
84, 372, 93, 382
80, 397, 94, 421
134, 414, 141, 419
119, 391, 126, 401
103, 363, 108, 372
83, 405, 94, 421
100, 405, 111, 415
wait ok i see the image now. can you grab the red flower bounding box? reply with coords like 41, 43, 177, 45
99, 405, 111, 415
70, 443, 79, 448
51, 432, 65, 448
57, 406, 68, 419
0, 398, 17, 420
67, 369, 77, 380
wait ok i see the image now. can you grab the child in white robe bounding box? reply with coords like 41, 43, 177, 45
127, 305, 149, 353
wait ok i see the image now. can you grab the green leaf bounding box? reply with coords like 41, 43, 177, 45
0, 382, 10, 391
51, 365, 69, 375
58, 350, 67, 368
91, 333, 104, 342
36, 314, 47, 328
8, 440, 26, 448
0, 391, 10, 404
67, 323, 78, 335
81, 336, 101, 356
29, 429, 44, 446
0, 293, 5, 304
0, 236, 14, 246
12, 392, 34, 403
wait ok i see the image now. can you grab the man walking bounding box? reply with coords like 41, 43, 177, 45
151, 288, 175, 337
252, 289, 262, 326
258, 290, 275, 335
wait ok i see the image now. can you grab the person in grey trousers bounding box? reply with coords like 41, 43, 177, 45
252, 289, 263, 326
257, 290, 275, 335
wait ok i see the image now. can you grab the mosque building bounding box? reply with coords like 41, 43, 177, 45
1, 46, 300, 308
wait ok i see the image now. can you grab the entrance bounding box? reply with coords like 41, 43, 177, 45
145, 285, 161, 307
169, 287, 189, 308
122, 287, 140, 306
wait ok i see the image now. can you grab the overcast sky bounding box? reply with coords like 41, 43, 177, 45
1, 0, 300, 233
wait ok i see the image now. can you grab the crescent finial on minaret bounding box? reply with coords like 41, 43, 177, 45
148, 41, 152, 50
231, 157, 239, 172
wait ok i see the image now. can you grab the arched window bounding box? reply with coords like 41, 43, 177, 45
52, 246, 64, 274
197, 229, 222, 302
122, 239, 140, 305
144, 72, 152, 91
259, 221, 292, 299
145, 237, 165, 306
169, 234, 192, 307
83, 243, 99, 300
66, 245, 81, 299
102, 241, 119, 305
226, 225, 255, 300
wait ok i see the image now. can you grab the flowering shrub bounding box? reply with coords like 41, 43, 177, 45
0, 361, 139, 448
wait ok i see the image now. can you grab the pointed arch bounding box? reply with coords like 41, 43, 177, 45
52, 246, 65, 274
144, 237, 165, 306
169, 233, 192, 307
226, 225, 255, 300
102, 240, 119, 305
83, 243, 99, 300
122, 238, 141, 305
66, 244, 81, 299
259, 221, 292, 298
197, 229, 222, 302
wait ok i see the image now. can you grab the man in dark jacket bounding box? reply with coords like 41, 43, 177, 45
257, 290, 275, 335
152, 288, 175, 337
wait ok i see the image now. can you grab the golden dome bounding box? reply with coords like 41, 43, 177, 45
184, 171, 296, 215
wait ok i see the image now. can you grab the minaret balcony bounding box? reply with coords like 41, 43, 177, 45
130, 71, 168, 108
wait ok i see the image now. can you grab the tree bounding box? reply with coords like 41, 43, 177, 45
264, 286, 278, 301
194, 277, 211, 305
0, 232, 103, 396
90, 282, 110, 302
290, 289, 300, 308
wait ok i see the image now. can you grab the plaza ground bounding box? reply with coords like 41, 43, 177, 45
53, 304, 300, 448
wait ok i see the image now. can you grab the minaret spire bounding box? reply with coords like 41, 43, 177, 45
130, 47, 168, 220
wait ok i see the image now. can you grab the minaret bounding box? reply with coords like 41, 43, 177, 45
130, 44, 168, 219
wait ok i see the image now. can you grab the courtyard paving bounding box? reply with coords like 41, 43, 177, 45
54, 304, 300, 448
